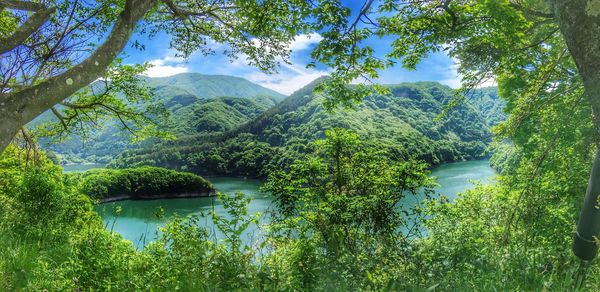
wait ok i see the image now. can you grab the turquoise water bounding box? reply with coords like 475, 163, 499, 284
63, 163, 106, 172
432, 159, 495, 198
95, 160, 495, 248
95, 178, 271, 249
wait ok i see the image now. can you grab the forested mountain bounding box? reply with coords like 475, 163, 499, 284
466, 87, 505, 126
110, 80, 503, 177
37, 74, 284, 163
143, 73, 285, 102
140, 73, 286, 136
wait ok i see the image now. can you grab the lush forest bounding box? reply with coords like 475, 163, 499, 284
3, 0, 600, 291
109, 79, 503, 177
38, 75, 502, 172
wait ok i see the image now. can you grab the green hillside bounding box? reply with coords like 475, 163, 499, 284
143, 73, 285, 103
465, 87, 505, 126
38, 74, 284, 163
164, 95, 277, 135
110, 80, 503, 177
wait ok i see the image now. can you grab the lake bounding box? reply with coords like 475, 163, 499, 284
63, 163, 106, 172
94, 160, 495, 249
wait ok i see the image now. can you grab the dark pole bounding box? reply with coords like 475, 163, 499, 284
573, 149, 600, 260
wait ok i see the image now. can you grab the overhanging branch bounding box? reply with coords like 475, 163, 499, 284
4, 0, 157, 127
0, 1, 57, 54
0, 0, 46, 11
509, 2, 554, 19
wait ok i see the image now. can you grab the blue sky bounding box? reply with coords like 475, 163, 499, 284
120, 3, 464, 95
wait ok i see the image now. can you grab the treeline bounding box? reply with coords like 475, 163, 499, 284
110, 81, 503, 177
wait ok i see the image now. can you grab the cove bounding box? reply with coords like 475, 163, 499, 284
94, 160, 495, 249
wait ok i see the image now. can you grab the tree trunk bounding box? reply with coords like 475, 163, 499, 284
0, 0, 156, 154
0, 114, 20, 152
553, 0, 600, 260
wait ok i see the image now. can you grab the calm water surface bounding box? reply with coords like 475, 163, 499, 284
95, 160, 495, 248
95, 178, 272, 249
432, 159, 495, 198
63, 163, 106, 172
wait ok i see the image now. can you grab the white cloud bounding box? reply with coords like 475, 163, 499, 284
438, 58, 461, 88
144, 56, 189, 77
441, 73, 497, 89
244, 33, 326, 94
218, 33, 323, 69
440, 57, 497, 88
144, 34, 326, 94
440, 77, 462, 89
476, 77, 497, 88
289, 33, 323, 51
244, 62, 329, 95
196, 33, 328, 95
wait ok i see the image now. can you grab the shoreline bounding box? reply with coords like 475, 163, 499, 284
98, 190, 217, 203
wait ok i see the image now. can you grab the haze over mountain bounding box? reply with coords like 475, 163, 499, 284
143, 73, 286, 103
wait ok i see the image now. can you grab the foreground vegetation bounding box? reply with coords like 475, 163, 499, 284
2, 121, 599, 290
3, 0, 600, 290
0, 133, 433, 290
76, 166, 214, 201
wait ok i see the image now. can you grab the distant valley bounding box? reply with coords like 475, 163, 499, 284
36, 73, 285, 163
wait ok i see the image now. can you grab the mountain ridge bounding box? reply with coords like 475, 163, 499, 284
36, 73, 287, 163
142, 73, 286, 102
110, 79, 504, 177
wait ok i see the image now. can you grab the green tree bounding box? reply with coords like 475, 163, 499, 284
262, 128, 435, 290
314, 0, 600, 285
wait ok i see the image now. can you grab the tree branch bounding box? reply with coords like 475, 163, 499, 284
349, 0, 375, 32
0, 3, 57, 54
509, 2, 554, 19
50, 106, 68, 131
0, 0, 46, 11
162, 0, 236, 18
437, 0, 458, 29
4, 0, 157, 127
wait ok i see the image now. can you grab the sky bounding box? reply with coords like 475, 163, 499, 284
120, 3, 468, 96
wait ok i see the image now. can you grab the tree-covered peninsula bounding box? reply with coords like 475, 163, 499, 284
76, 166, 214, 202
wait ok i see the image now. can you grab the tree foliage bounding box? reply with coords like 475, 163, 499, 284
0, 129, 438, 291
4, 0, 600, 289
